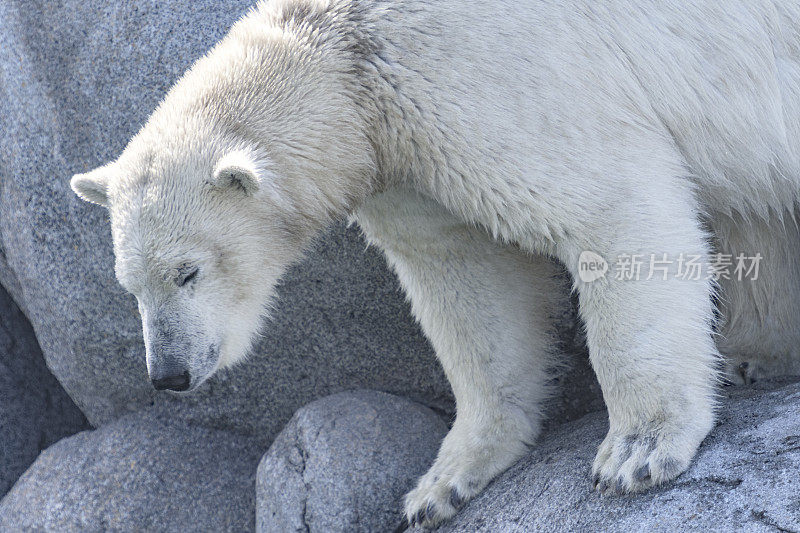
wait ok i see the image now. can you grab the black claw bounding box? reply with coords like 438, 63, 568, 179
592, 473, 600, 489
738, 362, 754, 385
614, 477, 624, 493
423, 502, 435, 523
395, 517, 411, 533
635, 464, 651, 482
449, 489, 466, 510
598, 479, 610, 493
413, 509, 425, 527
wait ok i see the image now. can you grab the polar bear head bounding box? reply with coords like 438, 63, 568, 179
70, 9, 375, 391
71, 137, 311, 391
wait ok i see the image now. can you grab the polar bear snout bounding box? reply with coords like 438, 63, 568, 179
145, 340, 219, 393
150, 369, 191, 392
141, 304, 221, 393
145, 341, 195, 393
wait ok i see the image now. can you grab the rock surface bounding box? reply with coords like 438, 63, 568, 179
257, 390, 449, 533
0, 407, 264, 532
0, 0, 596, 447
2, 0, 798, 532
0, 0, 454, 443
0, 1, 597, 529
433, 378, 800, 533
0, 284, 88, 497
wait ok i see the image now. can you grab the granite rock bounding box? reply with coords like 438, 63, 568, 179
0, 0, 597, 445
434, 379, 800, 533
0, 1, 598, 529
0, 406, 264, 532
256, 390, 449, 533
0, 0, 453, 442
0, 284, 88, 497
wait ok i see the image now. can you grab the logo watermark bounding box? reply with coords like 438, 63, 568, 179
577, 251, 762, 283
578, 250, 609, 283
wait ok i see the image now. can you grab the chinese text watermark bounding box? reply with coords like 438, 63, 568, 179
577, 251, 762, 283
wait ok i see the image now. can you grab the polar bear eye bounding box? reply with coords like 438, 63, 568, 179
177, 266, 199, 287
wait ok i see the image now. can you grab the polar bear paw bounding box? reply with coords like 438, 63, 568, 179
591, 424, 699, 495
403, 470, 470, 529
724, 358, 760, 385
403, 427, 530, 529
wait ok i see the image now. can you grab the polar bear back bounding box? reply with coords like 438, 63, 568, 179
363, 0, 800, 219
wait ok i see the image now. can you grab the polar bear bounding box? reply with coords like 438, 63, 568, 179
70, 0, 800, 527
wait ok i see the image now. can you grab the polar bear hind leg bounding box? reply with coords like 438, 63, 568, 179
712, 209, 800, 384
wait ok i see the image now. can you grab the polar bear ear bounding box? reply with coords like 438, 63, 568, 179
211, 150, 262, 197
70, 166, 112, 207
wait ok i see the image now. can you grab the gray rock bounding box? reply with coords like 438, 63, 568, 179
0, 284, 88, 497
6, 1, 796, 531
0, 406, 264, 532
436, 378, 800, 533
257, 390, 448, 533
0, 0, 596, 445
0, 0, 453, 441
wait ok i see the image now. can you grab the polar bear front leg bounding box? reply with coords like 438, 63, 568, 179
560, 186, 719, 495
354, 188, 569, 527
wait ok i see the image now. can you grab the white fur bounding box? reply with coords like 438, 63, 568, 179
70, 0, 800, 526
355, 187, 569, 522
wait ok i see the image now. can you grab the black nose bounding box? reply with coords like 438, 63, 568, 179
151, 371, 191, 392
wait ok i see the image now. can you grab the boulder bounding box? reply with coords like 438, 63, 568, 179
0, 0, 454, 442
256, 390, 448, 533
435, 379, 800, 532
4, 1, 797, 532
0, 1, 599, 529
0, 406, 264, 532
0, 0, 596, 445
0, 284, 88, 497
